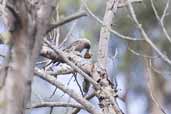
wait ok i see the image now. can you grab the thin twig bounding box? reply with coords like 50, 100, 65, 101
128, 46, 158, 59
49, 87, 57, 98
145, 59, 167, 114
49, 107, 53, 114
35, 67, 103, 114
151, 0, 171, 43
59, 0, 86, 49
46, 11, 87, 34
73, 73, 84, 97
29, 101, 83, 109
161, 0, 169, 23
128, 1, 171, 65
81, 0, 144, 41
149, 60, 171, 78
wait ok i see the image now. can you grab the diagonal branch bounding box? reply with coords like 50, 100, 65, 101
41, 39, 121, 114
46, 11, 87, 34
59, 0, 87, 49
35, 67, 103, 114
128, 1, 171, 65
151, 0, 171, 44
128, 46, 158, 59
44, 39, 100, 89
81, 0, 144, 41
70, 92, 96, 114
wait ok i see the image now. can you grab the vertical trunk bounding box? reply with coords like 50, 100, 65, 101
96, 0, 121, 114
96, 1, 142, 113
0, 0, 56, 114
97, 0, 116, 67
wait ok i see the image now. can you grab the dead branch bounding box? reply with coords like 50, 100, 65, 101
35, 67, 103, 114
47, 65, 75, 76
59, 0, 86, 49
40, 38, 91, 62
0, 0, 56, 114
29, 101, 83, 109
151, 0, 171, 43
44, 39, 100, 89
81, 0, 144, 41
46, 11, 87, 34
128, 1, 171, 65
71, 92, 95, 114
145, 59, 167, 114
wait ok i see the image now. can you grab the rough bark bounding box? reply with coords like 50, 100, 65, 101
39, 1, 142, 114
96, 0, 142, 114
0, 0, 56, 114
96, 0, 122, 114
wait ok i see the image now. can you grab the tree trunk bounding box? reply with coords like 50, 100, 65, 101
0, 0, 56, 114
96, 0, 121, 114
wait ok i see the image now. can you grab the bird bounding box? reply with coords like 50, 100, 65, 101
63, 38, 92, 59
63, 38, 91, 52
63, 38, 92, 93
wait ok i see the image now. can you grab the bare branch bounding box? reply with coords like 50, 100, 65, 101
160, 0, 169, 23
40, 45, 63, 62
81, 0, 144, 41
128, 1, 171, 65
41, 38, 91, 62
29, 101, 83, 109
149, 60, 171, 78
35, 68, 103, 114
145, 59, 167, 114
42, 39, 121, 114
118, 0, 142, 8
47, 65, 74, 76
71, 92, 95, 114
0, 0, 57, 114
151, 0, 171, 43
128, 47, 158, 59
46, 11, 87, 34
44, 39, 100, 89
59, 0, 87, 49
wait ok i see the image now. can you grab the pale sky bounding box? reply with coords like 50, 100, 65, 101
0, 17, 6, 33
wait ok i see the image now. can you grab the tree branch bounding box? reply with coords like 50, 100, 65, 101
29, 101, 83, 109
128, 1, 171, 65
46, 11, 87, 34
151, 0, 171, 44
71, 92, 95, 114
0, 0, 56, 114
35, 67, 103, 114
44, 39, 100, 89
81, 0, 144, 41
145, 59, 167, 114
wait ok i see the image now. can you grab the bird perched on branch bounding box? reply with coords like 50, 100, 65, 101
64, 38, 90, 52
63, 38, 92, 93
63, 38, 92, 59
